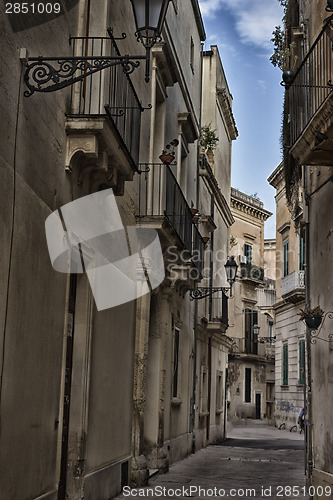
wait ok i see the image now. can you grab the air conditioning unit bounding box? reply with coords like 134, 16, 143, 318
239, 255, 247, 264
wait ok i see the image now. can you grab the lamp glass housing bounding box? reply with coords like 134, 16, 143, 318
130, 0, 170, 49
224, 256, 238, 284
253, 324, 260, 336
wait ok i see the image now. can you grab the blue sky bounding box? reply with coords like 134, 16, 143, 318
199, 0, 285, 238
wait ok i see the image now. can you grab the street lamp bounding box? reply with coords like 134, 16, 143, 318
22, 0, 171, 96
190, 257, 238, 300
224, 256, 238, 297
130, 0, 170, 81
253, 324, 260, 336
253, 323, 276, 344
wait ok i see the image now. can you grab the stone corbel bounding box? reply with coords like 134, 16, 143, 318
65, 135, 99, 172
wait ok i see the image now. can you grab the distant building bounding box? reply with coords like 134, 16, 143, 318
268, 163, 305, 431
227, 189, 275, 422
264, 239, 276, 281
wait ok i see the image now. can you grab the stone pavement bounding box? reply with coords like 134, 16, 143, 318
121, 421, 308, 500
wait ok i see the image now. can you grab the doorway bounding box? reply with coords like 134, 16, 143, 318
255, 393, 261, 420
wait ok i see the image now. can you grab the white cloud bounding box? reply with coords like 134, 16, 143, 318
200, 0, 284, 48
256, 79, 267, 91
199, 0, 224, 19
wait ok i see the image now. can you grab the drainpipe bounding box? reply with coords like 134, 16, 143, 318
191, 42, 204, 453
147, 54, 157, 215
304, 164, 313, 483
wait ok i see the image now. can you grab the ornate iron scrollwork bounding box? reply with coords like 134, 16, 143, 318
23, 56, 143, 97
309, 311, 333, 344
190, 287, 229, 301
22, 28, 147, 97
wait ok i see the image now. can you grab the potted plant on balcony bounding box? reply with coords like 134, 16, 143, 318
201, 123, 219, 159
159, 139, 179, 165
270, 25, 298, 86
298, 306, 324, 329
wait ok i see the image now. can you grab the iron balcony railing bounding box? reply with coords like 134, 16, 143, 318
256, 287, 276, 308
281, 270, 305, 296
67, 34, 143, 169
200, 289, 228, 327
137, 164, 205, 273
240, 263, 264, 282
288, 16, 333, 145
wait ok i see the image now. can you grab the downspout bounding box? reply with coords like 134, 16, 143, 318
147, 54, 157, 215
191, 42, 204, 453
304, 164, 313, 484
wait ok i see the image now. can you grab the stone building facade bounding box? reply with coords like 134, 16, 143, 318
277, 0, 333, 494
227, 189, 275, 422
268, 163, 305, 431
0, 2, 236, 499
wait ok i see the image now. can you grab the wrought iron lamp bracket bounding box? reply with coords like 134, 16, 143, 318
137, 160, 177, 174
258, 336, 277, 344
190, 287, 230, 301
21, 28, 148, 97
308, 311, 333, 344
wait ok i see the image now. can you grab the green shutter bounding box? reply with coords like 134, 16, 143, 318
283, 344, 288, 385
299, 340, 305, 385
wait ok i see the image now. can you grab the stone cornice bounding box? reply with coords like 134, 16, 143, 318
216, 88, 238, 141
230, 189, 272, 222
267, 162, 284, 188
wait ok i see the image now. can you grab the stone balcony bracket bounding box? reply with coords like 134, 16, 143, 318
66, 118, 136, 195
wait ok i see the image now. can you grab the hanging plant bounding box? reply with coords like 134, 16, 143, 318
271, 0, 301, 208
298, 306, 324, 329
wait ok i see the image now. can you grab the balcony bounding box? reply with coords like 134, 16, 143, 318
256, 287, 276, 308
281, 270, 305, 303
288, 17, 333, 166
137, 164, 205, 284
198, 289, 230, 340
240, 263, 264, 283
65, 33, 143, 193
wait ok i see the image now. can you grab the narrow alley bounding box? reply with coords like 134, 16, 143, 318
121, 422, 306, 500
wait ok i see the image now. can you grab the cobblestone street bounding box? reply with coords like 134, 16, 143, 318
122, 422, 306, 500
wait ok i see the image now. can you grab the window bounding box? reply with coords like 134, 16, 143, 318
190, 37, 194, 73
216, 371, 223, 413
283, 240, 289, 277
299, 339, 305, 385
245, 368, 251, 403
172, 328, 180, 398
245, 309, 258, 354
268, 321, 274, 340
244, 244, 252, 265
299, 236, 305, 271
200, 366, 208, 413
282, 343, 288, 385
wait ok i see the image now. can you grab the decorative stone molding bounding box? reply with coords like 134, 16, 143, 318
216, 88, 238, 140
231, 188, 272, 222
66, 135, 98, 171
66, 117, 136, 195
178, 112, 198, 143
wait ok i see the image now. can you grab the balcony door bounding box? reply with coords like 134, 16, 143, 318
245, 309, 258, 354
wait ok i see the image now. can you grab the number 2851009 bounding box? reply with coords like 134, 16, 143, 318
6, 3, 61, 14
